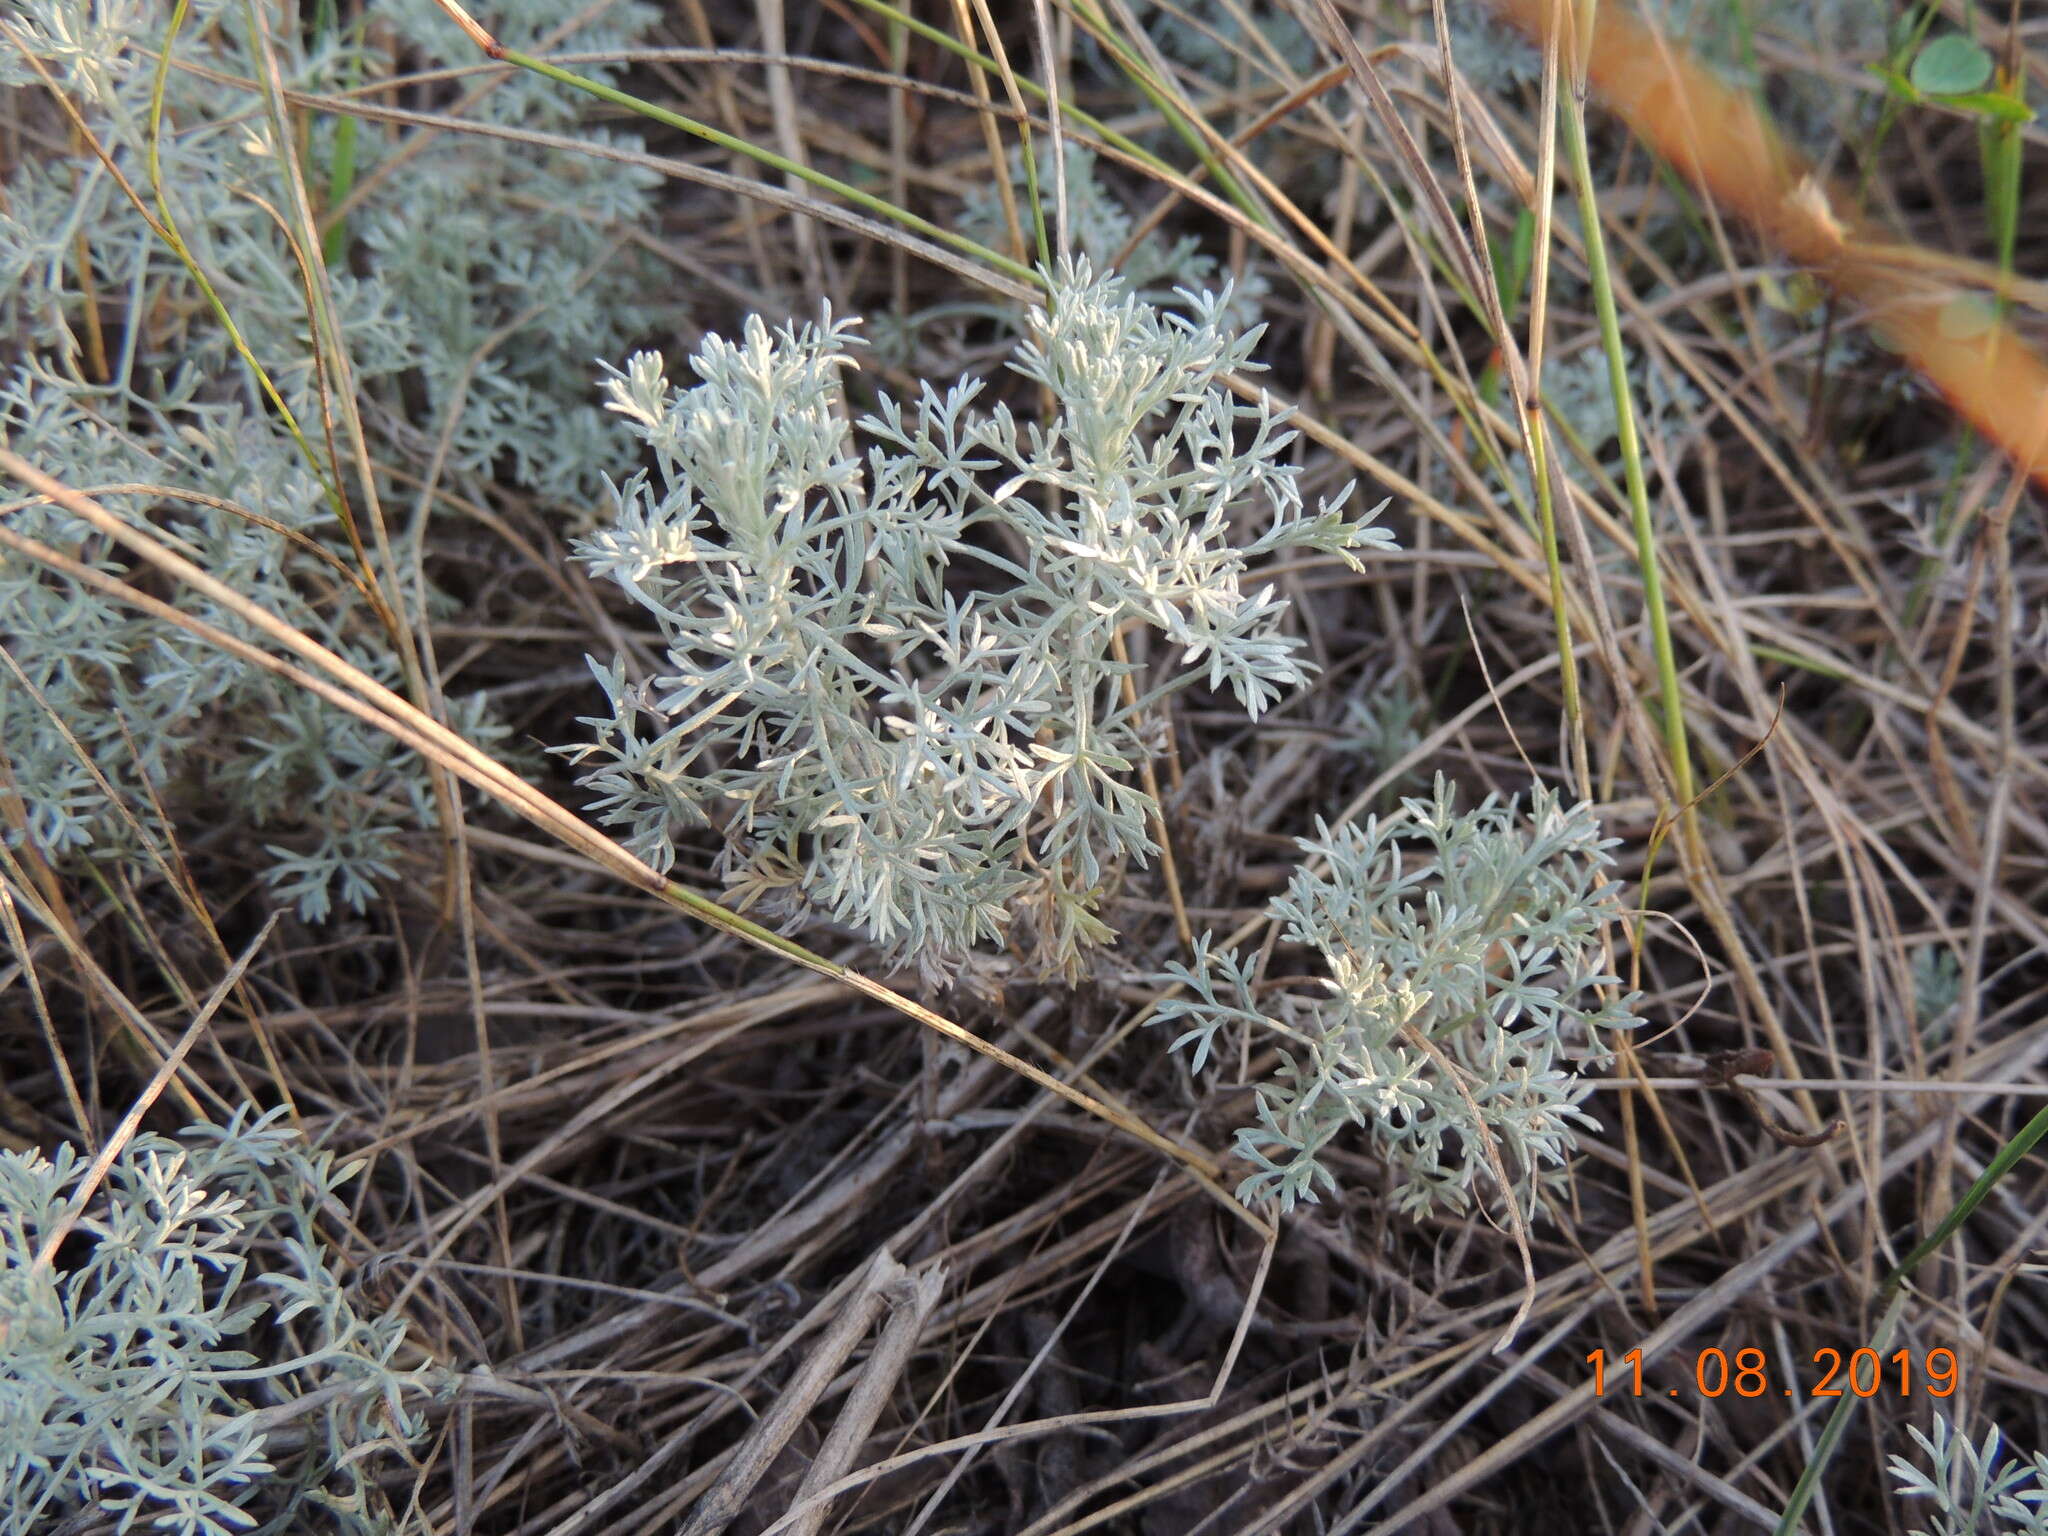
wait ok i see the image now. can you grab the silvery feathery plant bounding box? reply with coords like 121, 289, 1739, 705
0, 0, 685, 915
562, 259, 1391, 987
1890, 1414, 2048, 1536
1, 0, 668, 502
1, 1, 414, 430
1155, 776, 1640, 1217
0, 369, 499, 922
0, 1109, 423, 1536
356, 0, 673, 503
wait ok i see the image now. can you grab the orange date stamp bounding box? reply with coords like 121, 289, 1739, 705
1586, 1347, 1959, 1399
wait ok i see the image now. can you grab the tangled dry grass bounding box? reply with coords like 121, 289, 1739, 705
3, 1, 2046, 1532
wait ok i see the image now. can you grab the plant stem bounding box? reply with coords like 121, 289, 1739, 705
1559, 19, 1695, 809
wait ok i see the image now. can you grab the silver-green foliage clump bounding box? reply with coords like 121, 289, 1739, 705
1157, 777, 1639, 1217
0, 371, 498, 922
0, 0, 681, 915
1891, 1414, 2048, 1536
1, 2, 428, 919
0, 1110, 422, 1536
564, 260, 1391, 985
363, 0, 671, 501
2, 0, 667, 502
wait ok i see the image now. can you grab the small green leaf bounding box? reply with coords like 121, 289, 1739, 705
1910, 34, 1993, 96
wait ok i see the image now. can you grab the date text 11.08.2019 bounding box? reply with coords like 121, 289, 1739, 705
1585, 1347, 1958, 1399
